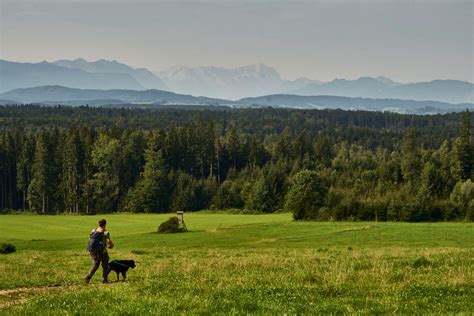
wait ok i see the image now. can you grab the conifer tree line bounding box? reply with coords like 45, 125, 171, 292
0, 106, 472, 221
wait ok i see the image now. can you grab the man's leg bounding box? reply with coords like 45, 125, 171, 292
85, 253, 100, 283
101, 252, 110, 283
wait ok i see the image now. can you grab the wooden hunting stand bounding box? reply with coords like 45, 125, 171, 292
176, 211, 188, 232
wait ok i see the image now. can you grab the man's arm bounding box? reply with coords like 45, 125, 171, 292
106, 233, 114, 249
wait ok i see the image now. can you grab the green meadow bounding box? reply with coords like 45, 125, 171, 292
0, 213, 473, 314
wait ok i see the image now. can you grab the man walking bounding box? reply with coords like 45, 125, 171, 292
85, 218, 114, 284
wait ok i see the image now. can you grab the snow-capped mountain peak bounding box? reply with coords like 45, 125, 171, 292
156, 64, 284, 100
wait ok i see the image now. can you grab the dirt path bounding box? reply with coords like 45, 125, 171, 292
0, 284, 78, 309
0, 283, 122, 309
0, 284, 76, 296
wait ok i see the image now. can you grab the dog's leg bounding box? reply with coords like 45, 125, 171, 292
116, 272, 119, 281
122, 272, 126, 282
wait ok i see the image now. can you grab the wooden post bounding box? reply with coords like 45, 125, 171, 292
176, 211, 188, 232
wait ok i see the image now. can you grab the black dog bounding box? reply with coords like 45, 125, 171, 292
107, 260, 136, 281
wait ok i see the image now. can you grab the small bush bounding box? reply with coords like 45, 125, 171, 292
413, 256, 431, 268
1, 243, 16, 254
158, 217, 184, 233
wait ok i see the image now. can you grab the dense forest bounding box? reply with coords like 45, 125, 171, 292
0, 105, 472, 221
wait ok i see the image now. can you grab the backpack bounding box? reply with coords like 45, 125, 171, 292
87, 230, 105, 254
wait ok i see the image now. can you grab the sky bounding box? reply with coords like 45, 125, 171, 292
1, 0, 473, 82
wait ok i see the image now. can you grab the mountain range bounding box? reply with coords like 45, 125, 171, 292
291, 77, 474, 104
1, 85, 472, 114
0, 58, 473, 105
0, 59, 166, 93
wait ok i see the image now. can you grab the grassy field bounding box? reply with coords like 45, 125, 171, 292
0, 213, 473, 314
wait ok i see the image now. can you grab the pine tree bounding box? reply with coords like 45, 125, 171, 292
314, 134, 333, 168
400, 129, 420, 187
247, 136, 268, 169
226, 127, 241, 169
452, 110, 472, 180
414, 161, 438, 221
118, 130, 146, 209
61, 128, 84, 213
171, 171, 197, 212
28, 132, 54, 213
246, 162, 288, 212
79, 126, 96, 214
0, 133, 18, 210
435, 140, 455, 193
16, 135, 35, 211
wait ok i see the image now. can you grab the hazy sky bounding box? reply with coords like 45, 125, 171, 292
1, 0, 473, 82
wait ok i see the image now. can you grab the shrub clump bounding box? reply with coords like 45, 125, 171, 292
1, 243, 16, 254
158, 217, 185, 233
413, 256, 431, 268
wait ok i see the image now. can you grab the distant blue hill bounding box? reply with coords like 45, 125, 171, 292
0, 60, 145, 93
0, 85, 228, 106
0, 85, 472, 114
52, 58, 167, 90
238, 94, 473, 114
290, 77, 474, 104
